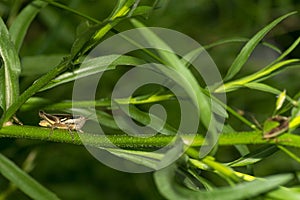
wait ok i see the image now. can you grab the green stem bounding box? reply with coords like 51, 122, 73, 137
1, 125, 300, 148
42, 0, 101, 23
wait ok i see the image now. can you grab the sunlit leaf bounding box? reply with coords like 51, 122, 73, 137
276, 89, 286, 111
216, 59, 300, 93
0, 17, 21, 113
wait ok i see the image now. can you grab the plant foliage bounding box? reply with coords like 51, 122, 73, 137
0, 1, 300, 199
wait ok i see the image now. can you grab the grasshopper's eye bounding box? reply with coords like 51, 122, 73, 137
39, 110, 45, 117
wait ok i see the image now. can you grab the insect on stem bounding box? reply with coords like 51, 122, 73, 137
38, 110, 87, 141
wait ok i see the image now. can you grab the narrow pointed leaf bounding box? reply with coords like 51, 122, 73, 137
154, 164, 293, 200
223, 11, 297, 81
227, 145, 278, 167
0, 17, 21, 113
0, 154, 60, 200
9, 0, 47, 52
40, 55, 145, 91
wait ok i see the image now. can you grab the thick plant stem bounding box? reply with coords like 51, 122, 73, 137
1, 125, 300, 148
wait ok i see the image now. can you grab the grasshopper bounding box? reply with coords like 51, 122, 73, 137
38, 110, 87, 140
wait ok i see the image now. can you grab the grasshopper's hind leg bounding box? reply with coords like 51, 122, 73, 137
46, 127, 55, 140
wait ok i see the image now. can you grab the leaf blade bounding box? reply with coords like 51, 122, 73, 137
9, 0, 47, 52
223, 11, 297, 81
40, 55, 146, 91
0, 154, 60, 200
0, 17, 21, 112
154, 164, 293, 200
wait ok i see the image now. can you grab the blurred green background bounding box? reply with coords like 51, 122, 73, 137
0, 0, 300, 199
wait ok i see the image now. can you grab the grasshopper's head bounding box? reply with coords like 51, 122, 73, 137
38, 110, 46, 118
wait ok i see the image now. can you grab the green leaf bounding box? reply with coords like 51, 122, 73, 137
276, 89, 286, 111
115, 104, 178, 135
265, 36, 300, 70
182, 37, 248, 67
223, 11, 297, 82
187, 168, 214, 191
290, 115, 300, 129
40, 55, 146, 91
0, 17, 21, 112
71, 0, 148, 59
244, 83, 294, 104
182, 38, 282, 67
131, 19, 221, 156
291, 98, 300, 118
0, 154, 60, 200
103, 138, 184, 170
130, 19, 213, 131
267, 186, 300, 200
227, 145, 278, 167
154, 163, 293, 200
253, 60, 300, 84
108, 0, 135, 19
290, 101, 300, 129
244, 82, 280, 94
71, 22, 104, 59
201, 156, 240, 182
216, 59, 300, 93
104, 148, 163, 170
9, 0, 47, 52
128, 6, 152, 18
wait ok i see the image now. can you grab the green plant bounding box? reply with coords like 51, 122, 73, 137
0, 0, 300, 199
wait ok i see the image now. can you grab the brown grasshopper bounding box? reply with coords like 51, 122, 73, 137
38, 110, 87, 140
